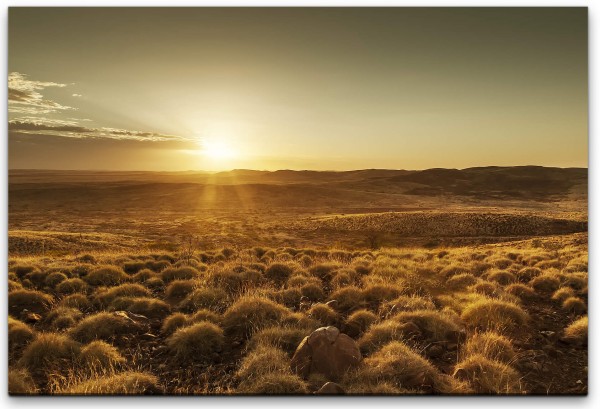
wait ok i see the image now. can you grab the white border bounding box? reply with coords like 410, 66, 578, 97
0, 1, 595, 409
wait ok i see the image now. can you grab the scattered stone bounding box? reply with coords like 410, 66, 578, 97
316, 382, 345, 395
291, 326, 361, 381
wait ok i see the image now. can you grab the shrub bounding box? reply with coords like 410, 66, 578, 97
381, 295, 436, 316
9, 279, 22, 292
109, 297, 171, 319
133, 268, 156, 283
505, 284, 536, 300
94, 283, 151, 307
80, 340, 126, 372
165, 280, 196, 301
166, 321, 224, 362
9, 317, 35, 357
300, 283, 325, 302
59, 293, 92, 311
237, 373, 308, 394
236, 345, 290, 380
19, 333, 81, 374
45, 271, 68, 287
454, 354, 522, 394
9, 289, 54, 316
516, 267, 541, 282
207, 270, 243, 294
563, 272, 587, 291
58, 371, 161, 394
394, 310, 462, 342
223, 296, 290, 339
530, 274, 560, 293
461, 299, 528, 332
250, 326, 309, 355
307, 303, 339, 327
563, 316, 587, 344
70, 312, 142, 343
362, 284, 403, 308
178, 287, 229, 313
123, 261, 146, 275
344, 309, 378, 337
552, 287, 575, 302
487, 271, 516, 286
447, 273, 478, 289
13, 264, 39, 279
189, 309, 221, 324
329, 286, 364, 313
470, 281, 501, 297
463, 332, 515, 364
265, 263, 294, 285
56, 278, 89, 295
144, 276, 165, 290
358, 320, 417, 355
562, 297, 587, 315
8, 368, 38, 395
161, 266, 200, 282
84, 266, 129, 286
44, 307, 83, 331
161, 313, 189, 335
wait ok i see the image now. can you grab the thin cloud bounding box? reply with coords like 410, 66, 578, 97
9, 118, 190, 142
8, 72, 75, 114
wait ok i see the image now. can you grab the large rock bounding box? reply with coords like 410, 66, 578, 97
290, 326, 361, 381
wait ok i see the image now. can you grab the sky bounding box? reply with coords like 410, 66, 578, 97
8, 7, 588, 171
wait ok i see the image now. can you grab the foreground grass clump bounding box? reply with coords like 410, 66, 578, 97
9, 317, 36, 358
344, 309, 378, 337
80, 340, 126, 372
461, 299, 527, 332
223, 296, 290, 339
394, 310, 462, 342
9, 368, 38, 395
454, 354, 522, 394
9, 289, 54, 316
58, 371, 162, 395
44, 306, 83, 330
463, 332, 515, 364
530, 274, 560, 293
166, 321, 224, 362
563, 316, 587, 344
504, 284, 536, 300
109, 297, 171, 319
178, 287, 229, 313
69, 312, 142, 343
307, 303, 339, 327
84, 266, 130, 286
94, 283, 151, 307
358, 320, 420, 355
56, 278, 89, 295
161, 312, 189, 335
561, 297, 587, 315
161, 266, 200, 282
19, 333, 81, 374
346, 341, 470, 394
249, 326, 309, 355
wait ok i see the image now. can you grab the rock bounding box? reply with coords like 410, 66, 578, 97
316, 382, 345, 395
291, 326, 361, 381
22, 311, 42, 324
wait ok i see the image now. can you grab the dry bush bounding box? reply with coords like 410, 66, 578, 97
9, 279, 23, 292
132, 268, 156, 283
19, 333, 81, 374
516, 267, 542, 282
345, 382, 408, 395
469, 281, 502, 298
344, 309, 378, 337
94, 283, 152, 307
161, 266, 200, 282
123, 261, 146, 275
329, 286, 364, 313
109, 297, 171, 319
394, 310, 462, 342
454, 354, 522, 394
189, 308, 222, 324
381, 295, 436, 317
447, 273, 478, 289
166, 321, 224, 362
165, 279, 196, 301
488, 257, 513, 269
486, 271, 516, 286
563, 272, 587, 291
161, 312, 189, 335
358, 320, 417, 355
178, 287, 229, 313
250, 326, 309, 355
13, 264, 39, 279
80, 340, 126, 372
207, 270, 243, 294
70, 312, 142, 343
270, 287, 302, 308
563, 316, 587, 344
84, 266, 129, 286
9, 289, 54, 316
551, 287, 575, 302
56, 278, 89, 295
561, 297, 587, 315
530, 274, 560, 293
265, 262, 294, 285
57, 371, 161, 394
331, 270, 356, 289
8, 368, 38, 395
223, 296, 290, 339
281, 312, 320, 331
505, 284, 536, 300
461, 299, 528, 333
44, 306, 83, 331
363, 284, 403, 308
45, 272, 68, 287
463, 332, 515, 364
237, 372, 308, 394
309, 262, 342, 281
300, 283, 325, 302
348, 341, 468, 393
307, 303, 339, 327
9, 317, 36, 358
59, 293, 92, 311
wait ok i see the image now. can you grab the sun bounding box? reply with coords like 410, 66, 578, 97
203, 139, 236, 160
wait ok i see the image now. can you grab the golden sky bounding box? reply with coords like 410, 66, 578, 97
8, 7, 588, 171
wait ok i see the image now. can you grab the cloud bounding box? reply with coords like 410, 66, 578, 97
9, 118, 190, 142
8, 72, 75, 114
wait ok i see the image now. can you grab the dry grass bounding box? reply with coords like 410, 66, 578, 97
84, 266, 130, 286
9, 289, 54, 316
9, 368, 39, 395
69, 312, 142, 343
563, 316, 587, 344
463, 332, 516, 364
166, 321, 225, 362
57, 371, 161, 395
461, 299, 528, 333
19, 333, 81, 375
454, 354, 522, 394
80, 340, 126, 372
223, 295, 290, 339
